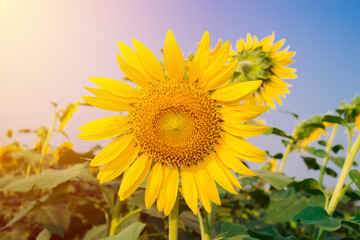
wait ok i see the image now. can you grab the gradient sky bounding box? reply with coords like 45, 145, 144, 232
1, 0, 360, 185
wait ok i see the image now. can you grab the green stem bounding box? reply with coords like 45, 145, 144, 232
319, 124, 339, 186
204, 203, 217, 240
114, 208, 142, 230
169, 194, 179, 240
37, 112, 58, 174
326, 133, 360, 215
109, 197, 122, 236
279, 141, 292, 173
197, 207, 205, 240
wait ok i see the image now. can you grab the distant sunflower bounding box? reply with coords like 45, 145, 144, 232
79, 31, 269, 216
230, 33, 296, 108
294, 116, 327, 151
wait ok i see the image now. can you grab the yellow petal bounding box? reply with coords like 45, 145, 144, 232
236, 39, 243, 53
220, 104, 270, 123
196, 161, 221, 206
203, 60, 239, 91
211, 81, 262, 104
213, 153, 242, 189
117, 53, 150, 88
180, 166, 198, 215
206, 152, 237, 194
252, 35, 259, 50
118, 42, 157, 83
199, 41, 230, 87
164, 166, 179, 216
221, 122, 270, 137
214, 140, 256, 176
82, 96, 132, 112
271, 67, 297, 79
189, 31, 210, 83
164, 30, 185, 82
145, 162, 163, 209
88, 77, 140, 98
84, 87, 137, 104
78, 116, 131, 140
193, 165, 211, 212
156, 165, 169, 212
97, 142, 139, 183
220, 132, 267, 162
132, 39, 165, 81
89, 134, 134, 167
245, 33, 252, 51
119, 153, 151, 200
270, 39, 285, 52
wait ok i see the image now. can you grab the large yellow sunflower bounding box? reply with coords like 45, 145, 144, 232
230, 33, 296, 108
79, 31, 269, 216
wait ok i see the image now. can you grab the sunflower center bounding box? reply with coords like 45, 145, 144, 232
131, 83, 220, 167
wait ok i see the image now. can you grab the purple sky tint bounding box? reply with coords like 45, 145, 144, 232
1, 0, 360, 185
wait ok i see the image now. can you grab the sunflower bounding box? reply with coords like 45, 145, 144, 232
294, 115, 327, 151
230, 33, 296, 108
79, 31, 269, 216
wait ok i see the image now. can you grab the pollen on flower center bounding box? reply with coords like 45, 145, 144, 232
131, 83, 220, 167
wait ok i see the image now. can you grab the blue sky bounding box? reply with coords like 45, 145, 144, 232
1, 0, 359, 185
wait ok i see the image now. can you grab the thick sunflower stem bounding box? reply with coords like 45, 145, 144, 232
326, 133, 360, 216
169, 194, 179, 240
279, 141, 292, 173
36, 111, 58, 174
109, 197, 122, 236
319, 124, 338, 186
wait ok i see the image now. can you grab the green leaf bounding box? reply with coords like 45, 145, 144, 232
254, 169, 293, 190
273, 153, 283, 159
324, 168, 337, 178
318, 140, 327, 146
263, 127, 293, 139
248, 226, 296, 240
0, 201, 36, 231
328, 156, 346, 168
301, 156, 320, 170
304, 147, 327, 158
294, 178, 325, 196
267, 188, 309, 223
349, 169, 360, 190
331, 144, 344, 154
341, 209, 360, 232
215, 222, 255, 240
35, 229, 52, 240
33, 204, 71, 237
1, 163, 93, 192
293, 206, 341, 231
99, 222, 146, 240
83, 224, 107, 240
322, 115, 351, 133
280, 110, 298, 120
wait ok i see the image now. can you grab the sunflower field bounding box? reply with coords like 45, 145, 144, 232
1, 31, 360, 240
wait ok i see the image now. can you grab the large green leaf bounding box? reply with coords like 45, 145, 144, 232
0, 201, 36, 231
33, 204, 71, 237
267, 188, 309, 223
349, 169, 360, 190
99, 222, 146, 240
1, 163, 93, 192
254, 169, 293, 190
293, 206, 341, 231
248, 225, 296, 240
